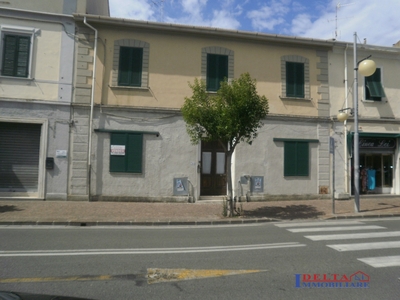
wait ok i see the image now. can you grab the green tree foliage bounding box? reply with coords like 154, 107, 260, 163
181, 72, 269, 216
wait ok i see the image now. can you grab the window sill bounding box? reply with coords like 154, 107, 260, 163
0, 75, 34, 81
109, 85, 149, 91
279, 96, 312, 101
361, 98, 387, 103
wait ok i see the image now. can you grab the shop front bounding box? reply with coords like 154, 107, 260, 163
350, 133, 398, 195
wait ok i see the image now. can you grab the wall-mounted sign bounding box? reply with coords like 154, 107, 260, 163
56, 150, 67, 158
359, 138, 396, 149
111, 145, 125, 155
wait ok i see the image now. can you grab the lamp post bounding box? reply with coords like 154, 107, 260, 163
337, 32, 376, 213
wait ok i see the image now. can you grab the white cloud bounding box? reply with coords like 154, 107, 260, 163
291, 14, 313, 36
210, 10, 241, 29
247, 0, 290, 31
180, 0, 208, 19
294, 0, 400, 46
109, 0, 155, 20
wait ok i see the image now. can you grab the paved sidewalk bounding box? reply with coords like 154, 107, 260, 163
1, 196, 400, 226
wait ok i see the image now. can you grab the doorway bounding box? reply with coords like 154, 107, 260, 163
200, 141, 227, 196
359, 153, 393, 194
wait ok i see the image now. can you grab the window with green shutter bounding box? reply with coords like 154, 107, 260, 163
118, 47, 143, 87
110, 133, 143, 173
1, 34, 31, 78
286, 62, 305, 98
365, 68, 385, 101
283, 141, 309, 176
206, 54, 228, 92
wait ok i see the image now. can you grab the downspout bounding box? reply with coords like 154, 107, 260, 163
84, 17, 98, 201
344, 44, 349, 195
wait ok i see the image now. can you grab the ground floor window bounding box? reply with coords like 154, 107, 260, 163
110, 132, 143, 173
273, 138, 319, 177
283, 141, 309, 176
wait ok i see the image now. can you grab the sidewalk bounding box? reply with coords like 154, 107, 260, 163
1, 196, 400, 226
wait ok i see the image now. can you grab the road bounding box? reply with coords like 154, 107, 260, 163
1, 218, 400, 299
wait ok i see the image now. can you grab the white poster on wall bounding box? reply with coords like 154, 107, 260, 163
111, 145, 126, 156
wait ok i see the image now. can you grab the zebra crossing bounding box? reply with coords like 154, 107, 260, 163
275, 220, 400, 268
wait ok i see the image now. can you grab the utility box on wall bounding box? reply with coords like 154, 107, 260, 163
173, 177, 189, 196
251, 176, 264, 193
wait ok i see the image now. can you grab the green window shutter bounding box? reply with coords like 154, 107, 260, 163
284, 141, 309, 176
127, 133, 143, 173
110, 133, 128, 172
2, 34, 30, 77
296, 142, 309, 176
286, 62, 304, 98
110, 132, 143, 173
284, 141, 297, 176
118, 47, 143, 87
207, 54, 228, 91
365, 68, 385, 100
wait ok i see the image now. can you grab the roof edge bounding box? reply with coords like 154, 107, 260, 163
73, 13, 334, 48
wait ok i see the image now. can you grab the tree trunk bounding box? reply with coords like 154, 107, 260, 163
226, 150, 234, 217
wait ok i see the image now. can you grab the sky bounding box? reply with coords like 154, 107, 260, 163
109, 0, 400, 47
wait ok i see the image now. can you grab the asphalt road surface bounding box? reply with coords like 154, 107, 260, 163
1, 218, 400, 300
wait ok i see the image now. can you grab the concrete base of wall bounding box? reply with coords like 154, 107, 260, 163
335, 193, 351, 200
238, 194, 331, 202
46, 193, 67, 200
90, 195, 190, 203
67, 195, 89, 201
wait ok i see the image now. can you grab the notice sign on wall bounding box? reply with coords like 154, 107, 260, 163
110, 145, 125, 156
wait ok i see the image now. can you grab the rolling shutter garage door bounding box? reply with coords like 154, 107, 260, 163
0, 122, 41, 192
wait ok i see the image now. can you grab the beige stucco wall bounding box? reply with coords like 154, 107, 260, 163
93, 25, 326, 117
330, 46, 400, 121
329, 45, 400, 197
0, 17, 63, 101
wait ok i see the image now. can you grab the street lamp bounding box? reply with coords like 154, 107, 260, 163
337, 32, 376, 213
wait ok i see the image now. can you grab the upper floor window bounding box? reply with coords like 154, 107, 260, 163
202, 47, 234, 92
281, 55, 310, 99
365, 68, 385, 101
111, 39, 149, 88
207, 54, 228, 91
118, 47, 143, 87
286, 62, 305, 98
0, 25, 37, 79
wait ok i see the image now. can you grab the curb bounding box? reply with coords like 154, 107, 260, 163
1, 214, 400, 226
325, 213, 400, 220
0, 218, 278, 227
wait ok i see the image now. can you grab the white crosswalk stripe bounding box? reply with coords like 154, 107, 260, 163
357, 256, 400, 268
327, 241, 400, 251
275, 221, 400, 268
305, 231, 400, 241
274, 221, 365, 228
287, 225, 385, 233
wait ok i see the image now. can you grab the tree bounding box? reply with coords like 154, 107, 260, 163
181, 72, 269, 216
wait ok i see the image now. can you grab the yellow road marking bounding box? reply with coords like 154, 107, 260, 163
147, 268, 267, 284
0, 275, 113, 283
0, 269, 267, 284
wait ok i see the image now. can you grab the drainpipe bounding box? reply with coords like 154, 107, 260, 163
84, 17, 98, 201
344, 44, 349, 195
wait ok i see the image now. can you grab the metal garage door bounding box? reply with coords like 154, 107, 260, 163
0, 122, 41, 192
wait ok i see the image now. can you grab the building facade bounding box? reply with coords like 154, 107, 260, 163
0, 0, 109, 200
330, 41, 400, 198
69, 15, 334, 202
